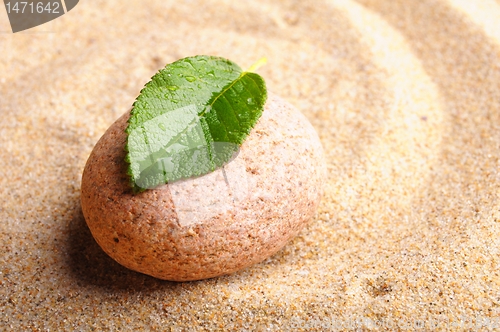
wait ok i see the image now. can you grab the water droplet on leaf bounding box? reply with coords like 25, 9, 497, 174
167, 85, 179, 91
185, 76, 196, 82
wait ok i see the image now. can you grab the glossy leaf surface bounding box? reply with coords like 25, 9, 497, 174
125, 55, 267, 192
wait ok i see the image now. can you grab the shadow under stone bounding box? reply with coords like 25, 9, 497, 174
66, 206, 179, 292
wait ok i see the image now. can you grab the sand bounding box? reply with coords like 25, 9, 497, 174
1, 0, 499, 330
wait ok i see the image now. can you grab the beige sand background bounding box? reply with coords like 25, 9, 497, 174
1, 0, 500, 330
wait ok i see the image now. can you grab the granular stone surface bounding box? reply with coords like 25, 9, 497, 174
81, 94, 325, 281
2, 0, 500, 330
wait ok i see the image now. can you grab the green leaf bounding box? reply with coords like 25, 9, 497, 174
125, 55, 267, 193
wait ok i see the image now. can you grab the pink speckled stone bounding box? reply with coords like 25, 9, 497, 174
81, 94, 325, 281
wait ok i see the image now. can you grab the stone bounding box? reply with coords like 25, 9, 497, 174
81, 94, 325, 281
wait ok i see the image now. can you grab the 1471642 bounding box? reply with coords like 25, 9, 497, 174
5, 1, 61, 14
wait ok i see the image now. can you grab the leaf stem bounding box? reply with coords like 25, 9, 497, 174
246, 57, 267, 73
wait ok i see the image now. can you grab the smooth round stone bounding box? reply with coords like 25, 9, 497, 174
81, 94, 325, 281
